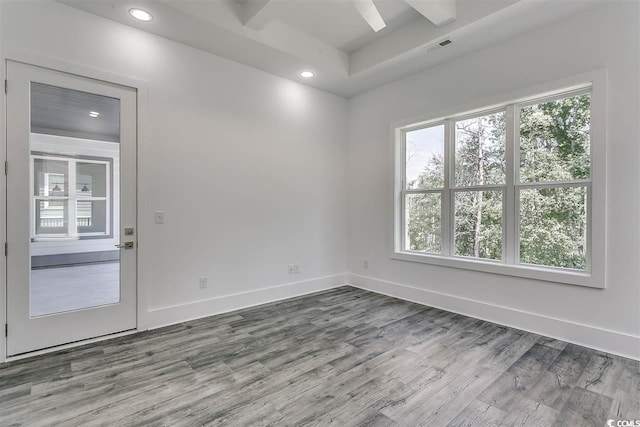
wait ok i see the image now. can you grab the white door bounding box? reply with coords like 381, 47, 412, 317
6, 61, 137, 356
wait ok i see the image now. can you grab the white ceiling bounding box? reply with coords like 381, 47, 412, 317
58, 0, 604, 97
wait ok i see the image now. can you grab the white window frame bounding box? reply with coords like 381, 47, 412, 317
42, 172, 66, 210
31, 154, 112, 240
391, 71, 606, 288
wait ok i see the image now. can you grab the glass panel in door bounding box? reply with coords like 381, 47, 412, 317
29, 82, 121, 317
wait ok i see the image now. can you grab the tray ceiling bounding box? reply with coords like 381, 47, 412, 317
58, 0, 605, 97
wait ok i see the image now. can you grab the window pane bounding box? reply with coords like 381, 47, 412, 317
455, 111, 506, 187
405, 125, 445, 189
519, 187, 587, 270
77, 200, 108, 234
33, 158, 68, 197
405, 193, 441, 253
454, 190, 503, 260
520, 93, 590, 182
77, 162, 107, 197
35, 200, 68, 235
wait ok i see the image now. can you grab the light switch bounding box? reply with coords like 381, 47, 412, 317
154, 211, 165, 224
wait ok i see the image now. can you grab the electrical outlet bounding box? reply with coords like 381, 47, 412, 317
199, 277, 208, 289
363, 260, 369, 269
287, 264, 294, 275
293, 264, 300, 274
154, 211, 166, 224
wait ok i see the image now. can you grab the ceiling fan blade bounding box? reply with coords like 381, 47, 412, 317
352, 0, 387, 32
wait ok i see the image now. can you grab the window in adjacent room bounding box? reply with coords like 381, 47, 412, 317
33, 155, 112, 239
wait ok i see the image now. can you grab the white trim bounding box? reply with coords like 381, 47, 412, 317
451, 106, 508, 128
449, 184, 505, 192
390, 250, 595, 287
4, 47, 148, 96
505, 104, 516, 264
146, 274, 347, 330
391, 69, 606, 288
4, 329, 137, 363
347, 273, 640, 361
4, 273, 638, 364
0, 274, 347, 362
518, 86, 591, 109
5, 274, 637, 363
0, 51, 7, 365
442, 121, 452, 256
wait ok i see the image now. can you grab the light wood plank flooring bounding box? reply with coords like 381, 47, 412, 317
1, 286, 638, 426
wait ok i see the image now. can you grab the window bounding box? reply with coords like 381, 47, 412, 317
517, 94, 590, 270
32, 155, 112, 240
393, 77, 604, 288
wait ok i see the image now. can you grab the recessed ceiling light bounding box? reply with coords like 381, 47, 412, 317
89, 111, 100, 118
299, 71, 315, 79
129, 8, 153, 22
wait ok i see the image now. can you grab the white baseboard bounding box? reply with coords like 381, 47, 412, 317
347, 273, 640, 361
145, 273, 348, 330
0, 274, 347, 363
6, 272, 637, 364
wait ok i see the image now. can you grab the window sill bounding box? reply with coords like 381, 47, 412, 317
31, 235, 112, 242
390, 250, 604, 289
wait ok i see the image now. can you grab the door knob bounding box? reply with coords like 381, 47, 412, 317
115, 242, 134, 249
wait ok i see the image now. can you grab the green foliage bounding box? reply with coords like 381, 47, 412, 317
405, 93, 590, 270
454, 112, 506, 187
406, 193, 441, 253
519, 187, 587, 270
454, 190, 502, 260
520, 94, 590, 182
452, 112, 505, 260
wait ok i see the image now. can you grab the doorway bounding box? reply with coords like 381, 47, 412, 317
5, 61, 137, 356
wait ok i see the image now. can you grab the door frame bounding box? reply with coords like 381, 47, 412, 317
0, 49, 150, 363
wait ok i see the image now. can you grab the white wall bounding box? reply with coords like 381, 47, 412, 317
0, 0, 348, 352
347, 2, 640, 359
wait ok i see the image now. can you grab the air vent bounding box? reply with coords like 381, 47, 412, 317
425, 38, 453, 52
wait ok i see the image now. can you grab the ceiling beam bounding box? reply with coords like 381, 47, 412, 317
404, 0, 456, 26
352, 0, 387, 32
243, 0, 277, 31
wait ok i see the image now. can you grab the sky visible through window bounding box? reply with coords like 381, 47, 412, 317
405, 125, 444, 188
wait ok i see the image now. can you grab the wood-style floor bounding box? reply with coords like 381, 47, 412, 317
0, 286, 638, 426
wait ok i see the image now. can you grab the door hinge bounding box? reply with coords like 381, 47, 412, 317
4, 324, 7, 338
3, 79, 6, 94
4, 161, 7, 176
4, 242, 7, 256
